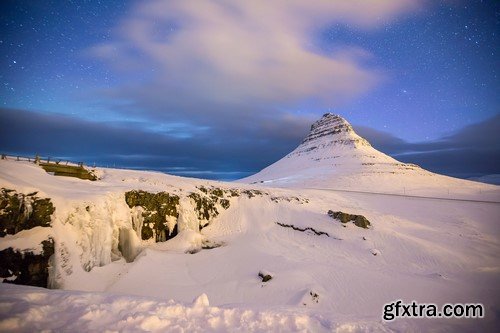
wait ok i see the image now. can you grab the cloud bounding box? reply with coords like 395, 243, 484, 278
355, 114, 500, 178
87, 0, 422, 131
0, 107, 309, 180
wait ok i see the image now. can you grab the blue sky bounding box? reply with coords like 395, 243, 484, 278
0, 0, 498, 180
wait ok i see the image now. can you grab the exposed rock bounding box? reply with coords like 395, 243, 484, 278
299, 113, 370, 148
327, 210, 371, 229
309, 291, 319, 303
276, 222, 334, 238
186, 240, 224, 254
0, 188, 55, 237
258, 271, 273, 282
270, 196, 309, 204
211, 188, 224, 198
296, 287, 322, 307
195, 186, 225, 199
197, 186, 209, 194
126, 188, 233, 239
125, 190, 180, 242
188, 193, 219, 228
228, 189, 240, 197
219, 199, 230, 209
201, 240, 225, 250
188, 186, 235, 229
242, 189, 266, 198
39, 163, 98, 181
0, 238, 54, 288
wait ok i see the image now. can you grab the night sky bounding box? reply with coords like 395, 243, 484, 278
1, 0, 499, 180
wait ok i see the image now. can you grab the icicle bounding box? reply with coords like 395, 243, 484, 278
131, 206, 145, 239
118, 228, 141, 262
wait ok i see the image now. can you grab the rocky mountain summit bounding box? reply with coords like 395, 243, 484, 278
299, 113, 370, 148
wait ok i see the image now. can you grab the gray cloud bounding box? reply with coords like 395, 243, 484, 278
355, 114, 500, 178
0, 107, 309, 180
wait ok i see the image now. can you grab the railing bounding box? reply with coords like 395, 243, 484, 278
1, 153, 139, 171
1, 154, 86, 167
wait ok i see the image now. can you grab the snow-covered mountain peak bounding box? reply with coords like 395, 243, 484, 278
239, 113, 491, 190
299, 113, 370, 149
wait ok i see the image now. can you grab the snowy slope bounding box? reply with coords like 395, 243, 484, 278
240, 113, 497, 201
1, 157, 500, 331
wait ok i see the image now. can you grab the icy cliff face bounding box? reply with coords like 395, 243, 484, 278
0, 179, 245, 289
49, 188, 234, 288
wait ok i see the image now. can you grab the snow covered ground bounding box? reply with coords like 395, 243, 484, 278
1, 157, 499, 332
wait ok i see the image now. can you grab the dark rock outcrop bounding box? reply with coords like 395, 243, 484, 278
0, 188, 55, 237
0, 239, 54, 288
190, 186, 235, 229
258, 271, 273, 282
328, 210, 371, 229
242, 189, 265, 198
275, 222, 338, 239
188, 193, 219, 227
125, 190, 180, 242
0, 189, 55, 288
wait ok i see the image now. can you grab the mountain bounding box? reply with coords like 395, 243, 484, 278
241, 113, 491, 197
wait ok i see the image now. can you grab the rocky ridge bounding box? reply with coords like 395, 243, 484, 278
299, 113, 370, 148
